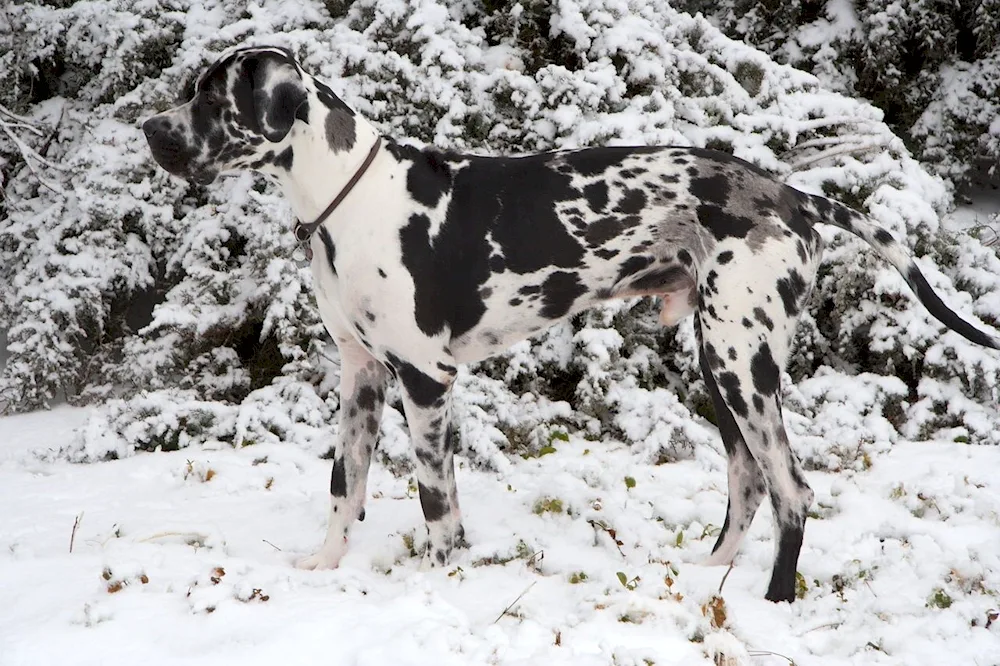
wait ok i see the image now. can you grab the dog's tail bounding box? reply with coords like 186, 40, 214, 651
799, 191, 1000, 350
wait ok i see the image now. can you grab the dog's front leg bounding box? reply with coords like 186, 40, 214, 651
297, 336, 389, 570
386, 353, 464, 569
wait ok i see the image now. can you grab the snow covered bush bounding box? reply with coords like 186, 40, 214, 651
686, 0, 1000, 187
1, 0, 998, 465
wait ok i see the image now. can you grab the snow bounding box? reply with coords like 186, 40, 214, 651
3, 404, 999, 665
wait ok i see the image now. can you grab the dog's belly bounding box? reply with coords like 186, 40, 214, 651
447, 249, 697, 364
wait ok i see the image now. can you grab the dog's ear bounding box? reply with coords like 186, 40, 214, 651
248, 56, 308, 143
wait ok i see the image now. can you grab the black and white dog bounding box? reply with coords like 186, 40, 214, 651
144, 46, 998, 602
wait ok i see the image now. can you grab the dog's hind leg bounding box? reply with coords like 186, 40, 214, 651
699, 337, 767, 567
695, 241, 818, 602
385, 351, 465, 569
298, 336, 389, 570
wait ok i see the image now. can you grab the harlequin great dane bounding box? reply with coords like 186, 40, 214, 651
143, 45, 999, 602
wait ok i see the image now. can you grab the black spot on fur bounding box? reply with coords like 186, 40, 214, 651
385, 352, 448, 408
594, 247, 619, 260
752, 394, 765, 414
318, 227, 336, 276
616, 255, 654, 282
697, 203, 754, 240
585, 217, 625, 247
689, 173, 731, 207
540, 271, 588, 319
776, 269, 807, 316
614, 189, 647, 215
329, 459, 346, 496
784, 202, 812, 240
273, 146, 294, 170
356, 386, 378, 411
325, 108, 357, 153
583, 181, 609, 212
706, 270, 718, 293
417, 483, 448, 522
753, 307, 774, 331
717, 250, 734, 264
873, 228, 893, 245
718, 371, 749, 418
385, 143, 454, 207
399, 213, 487, 337
677, 249, 692, 266
751, 342, 780, 395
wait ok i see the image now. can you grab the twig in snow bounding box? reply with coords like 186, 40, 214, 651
136, 531, 211, 547
493, 581, 536, 624
587, 518, 625, 557
69, 511, 84, 553
748, 649, 796, 664
968, 223, 1000, 248
717, 562, 734, 595
525, 548, 544, 572
262, 539, 282, 551
798, 620, 844, 635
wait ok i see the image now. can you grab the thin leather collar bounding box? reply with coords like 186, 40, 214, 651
294, 136, 382, 245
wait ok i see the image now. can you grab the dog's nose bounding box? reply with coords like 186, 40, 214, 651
142, 116, 168, 139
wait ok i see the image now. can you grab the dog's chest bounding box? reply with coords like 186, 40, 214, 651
307, 214, 419, 351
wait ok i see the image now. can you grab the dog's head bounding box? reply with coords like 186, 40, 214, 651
143, 46, 317, 184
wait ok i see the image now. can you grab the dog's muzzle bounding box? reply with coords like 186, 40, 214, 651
142, 116, 214, 184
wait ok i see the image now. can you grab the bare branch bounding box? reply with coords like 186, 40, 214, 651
787, 140, 889, 171
69, 512, 84, 553
0, 103, 68, 197
493, 581, 536, 624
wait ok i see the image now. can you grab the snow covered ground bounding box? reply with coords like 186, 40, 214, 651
2, 391, 999, 665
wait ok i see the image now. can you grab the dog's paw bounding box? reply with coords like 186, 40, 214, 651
418, 546, 451, 572
296, 544, 346, 571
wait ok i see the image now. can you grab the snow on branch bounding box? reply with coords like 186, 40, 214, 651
0, 104, 66, 197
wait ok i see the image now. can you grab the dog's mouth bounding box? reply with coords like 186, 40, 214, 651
145, 142, 218, 185
187, 167, 219, 186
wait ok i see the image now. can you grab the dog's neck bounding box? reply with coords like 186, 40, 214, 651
265, 100, 382, 225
